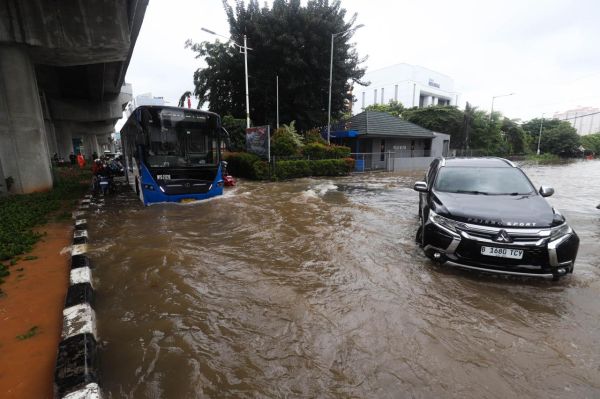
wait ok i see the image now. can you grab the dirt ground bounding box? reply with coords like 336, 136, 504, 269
0, 223, 72, 399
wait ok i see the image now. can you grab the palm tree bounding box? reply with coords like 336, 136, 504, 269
178, 91, 192, 108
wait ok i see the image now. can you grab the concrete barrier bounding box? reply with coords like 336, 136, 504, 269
55, 195, 102, 398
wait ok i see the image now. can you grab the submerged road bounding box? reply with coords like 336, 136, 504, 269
89, 160, 600, 398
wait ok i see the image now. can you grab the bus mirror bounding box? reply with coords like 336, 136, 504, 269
221, 127, 231, 149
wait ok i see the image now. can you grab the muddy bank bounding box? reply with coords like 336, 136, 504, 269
0, 223, 71, 399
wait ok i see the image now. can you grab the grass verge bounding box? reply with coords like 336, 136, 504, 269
0, 167, 90, 265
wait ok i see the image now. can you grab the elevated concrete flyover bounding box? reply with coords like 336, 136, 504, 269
0, 0, 148, 193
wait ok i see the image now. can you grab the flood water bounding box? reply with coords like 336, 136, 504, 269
90, 160, 600, 398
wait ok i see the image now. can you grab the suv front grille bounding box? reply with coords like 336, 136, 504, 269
458, 225, 548, 245
455, 240, 549, 267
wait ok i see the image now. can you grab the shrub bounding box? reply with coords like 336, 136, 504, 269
303, 128, 326, 144
329, 145, 351, 158
252, 160, 270, 180
223, 152, 270, 179
273, 158, 354, 180
302, 142, 351, 159
271, 121, 304, 156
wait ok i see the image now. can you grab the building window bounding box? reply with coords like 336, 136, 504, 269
394, 85, 398, 101
381, 88, 384, 104
374, 89, 378, 104
361, 92, 365, 109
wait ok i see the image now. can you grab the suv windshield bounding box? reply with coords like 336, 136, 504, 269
434, 166, 534, 195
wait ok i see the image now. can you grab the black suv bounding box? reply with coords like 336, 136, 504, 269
414, 157, 579, 280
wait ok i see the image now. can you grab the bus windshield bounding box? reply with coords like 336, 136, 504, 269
143, 108, 219, 168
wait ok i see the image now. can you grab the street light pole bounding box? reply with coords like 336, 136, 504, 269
276, 75, 279, 129
201, 27, 252, 128
537, 113, 544, 155
243, 34, 250, 129
327, 34, 335, 144
327, 24, 364, 145
489, 92, 515, 122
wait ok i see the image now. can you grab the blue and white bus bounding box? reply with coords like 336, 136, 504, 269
121, 106, 225, 205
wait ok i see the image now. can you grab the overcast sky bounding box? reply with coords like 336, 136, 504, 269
122, 0, 600, 125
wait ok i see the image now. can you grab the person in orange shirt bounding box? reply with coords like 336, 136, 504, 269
76, 153, 86, 169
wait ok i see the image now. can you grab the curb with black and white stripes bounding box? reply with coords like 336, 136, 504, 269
54, 194, 102, 399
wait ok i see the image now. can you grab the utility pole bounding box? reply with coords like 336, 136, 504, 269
243, 34, 250, 129
276, 75, 279, 129
537, 114, 544, 155
201, 27, 252, 128
490, 92, 515, 122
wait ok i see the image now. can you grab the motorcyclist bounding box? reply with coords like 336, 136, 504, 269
91, 159, 106, 192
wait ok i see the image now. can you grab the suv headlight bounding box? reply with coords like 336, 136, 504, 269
550, 223, 572, 240
429, 210, 465, 233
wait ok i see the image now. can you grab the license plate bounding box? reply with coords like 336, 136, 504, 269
180, 198, 197, 203
480, 246, 523, 259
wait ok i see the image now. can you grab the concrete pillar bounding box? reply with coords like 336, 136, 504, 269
433, 97, 439, 106
44, 119, 58, 157
0, 159, 6, 195
55, 122, 74, 160
0, 46, 53, 193
96, 133, 108, 153
81, 135, 96, 159
91, 135, 100, 157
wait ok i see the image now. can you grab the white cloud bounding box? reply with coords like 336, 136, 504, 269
124, 0, 600, 122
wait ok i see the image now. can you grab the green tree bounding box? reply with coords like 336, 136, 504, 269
364, 100, 404, 117
222, 115, 247, 151
177, 91, 192, 107
538, 121, 580, 156
186, 0, 366, 131
521, 118, 562, 153
581, 133, 600, 154
500, 118, 528, 154
468, 109, 505, 155
402, 105, 465, 148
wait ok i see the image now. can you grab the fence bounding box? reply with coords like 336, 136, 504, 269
351, 149, 434, 172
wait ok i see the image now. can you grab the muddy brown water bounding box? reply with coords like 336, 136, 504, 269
90, 160, 600, 398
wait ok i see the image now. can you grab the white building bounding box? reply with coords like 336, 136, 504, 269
553, 107, 600, 136
124, 92, 167, 117
115, 92, 167, 151
352, 63, 460, 114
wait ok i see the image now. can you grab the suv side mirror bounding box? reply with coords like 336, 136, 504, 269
414, 181, 428, 192
539, 185, 554, 197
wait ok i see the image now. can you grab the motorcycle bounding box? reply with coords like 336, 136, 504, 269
97, 174, 112, 195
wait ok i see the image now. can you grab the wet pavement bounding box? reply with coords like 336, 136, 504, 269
89, 160, 600, 398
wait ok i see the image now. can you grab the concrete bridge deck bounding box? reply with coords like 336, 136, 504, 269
0, 0, 148, 193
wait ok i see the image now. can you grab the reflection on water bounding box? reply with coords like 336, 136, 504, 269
91, 160, 600, 398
